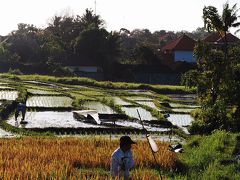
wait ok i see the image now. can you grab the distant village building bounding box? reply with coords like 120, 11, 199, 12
64, 56, 104, 80
204, 32, 240, 45
161, 34, 196, 64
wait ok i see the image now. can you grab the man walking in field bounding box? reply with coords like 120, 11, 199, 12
110, 136, 136, 179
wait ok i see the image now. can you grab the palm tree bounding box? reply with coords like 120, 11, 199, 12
203, 2, 240, 61
202, 2, 240, 129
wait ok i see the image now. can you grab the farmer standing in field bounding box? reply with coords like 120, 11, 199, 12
110, 135, 136, 179
15, 102, 26, 123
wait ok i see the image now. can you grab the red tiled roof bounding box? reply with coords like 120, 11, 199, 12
204, 33, 221, 43
217, 33, 240, 43
204, 33, 240, 43
161, 34, 196, 51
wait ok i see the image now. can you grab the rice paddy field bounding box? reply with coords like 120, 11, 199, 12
0, 75, 198, 135
0, 137, 176, 179
2, 75, 238, 179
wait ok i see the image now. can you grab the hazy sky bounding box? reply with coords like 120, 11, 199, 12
0, 0, 239, 36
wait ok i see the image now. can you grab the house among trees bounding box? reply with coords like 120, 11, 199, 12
204, 32, 240, 45
63, 56, 104, 81
161, 34, 196, 65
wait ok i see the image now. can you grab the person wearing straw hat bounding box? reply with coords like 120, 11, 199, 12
110, 135, 136, 179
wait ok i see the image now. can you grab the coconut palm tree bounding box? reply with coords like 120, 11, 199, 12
203, 2, 240, 61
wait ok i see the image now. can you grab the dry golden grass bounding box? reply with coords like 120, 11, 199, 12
0, 137, 176, 179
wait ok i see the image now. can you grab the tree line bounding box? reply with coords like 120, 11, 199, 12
0, 9, 210, 78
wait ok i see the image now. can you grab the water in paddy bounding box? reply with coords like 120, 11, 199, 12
112, 97, 132, 106
7, 111, 167, 132
0, 86, 12, 89
27, 89, 61, 95
135, 100, 160, 110
125, 96, 153, 101
7, 111, 103, 128
123, 90, 154, 96
112, 120, 168, 132
121, 107, 157, 120
24, 81, 58, 88
82, 101, 115, 114
167, 114, 194, 134
171, 108, 194, 113
0, 91, 18, 100
166, 94, 196, 103
26, 96, 73, 107
169, 103, 200, 108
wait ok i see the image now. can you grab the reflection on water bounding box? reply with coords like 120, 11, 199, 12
136, 100, 160, 110
112, 97, 132, 106
26, 96, 73, 107
0, 91, 18, 100
7, 111, 169, 132
7, 111, 103, 128
167, 114, 194, 134
171, 108, 194, 113
82, 101, 115, 114
27, 89, 61, 95
121, 107, 157, 120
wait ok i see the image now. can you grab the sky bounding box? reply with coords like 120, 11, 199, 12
0, 0, 239, 37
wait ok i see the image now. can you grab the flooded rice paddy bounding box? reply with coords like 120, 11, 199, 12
112, 97, 132, 106
8, 111, 103, 128
0, 91, 18, 100
26, 96, 73, 107
135, 100, 160, 110
167, 114, 194, 134
82, 101, 115, 114
7, 111, 167, 132
121, 107, 157, 120
27, 89, 62, 95
0, 79, 199, 137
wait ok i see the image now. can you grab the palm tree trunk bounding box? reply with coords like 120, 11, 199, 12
223, 31, 228, 129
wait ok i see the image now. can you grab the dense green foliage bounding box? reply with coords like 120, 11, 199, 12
172, 130, 240, 179
182, 2, 240, 133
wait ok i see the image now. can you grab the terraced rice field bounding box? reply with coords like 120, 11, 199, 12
0, 78, 198, 136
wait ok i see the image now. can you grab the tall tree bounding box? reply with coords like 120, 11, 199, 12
182, 2, 240, 133
203, 2, 240, 66
8, 23, 41, 63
